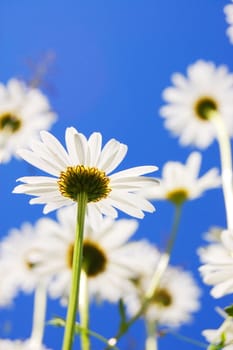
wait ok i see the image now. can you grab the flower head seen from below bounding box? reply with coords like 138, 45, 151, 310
203, 316, 233, 350
124, 248, 201, 328
224, 1, 233, 45
0, 78, 56, 163
33, 205, 156, 305
13, 127, 158, 226
160, 60, 233, 148
139, 152, 220, 205
198, 229, 233, 298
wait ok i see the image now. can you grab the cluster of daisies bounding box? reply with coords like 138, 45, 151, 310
1, 3, 233, 349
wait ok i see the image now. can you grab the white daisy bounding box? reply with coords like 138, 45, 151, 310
0, 78, 56, 163
203, 317, 233, 350
0, 339, 51, 350
34, 205, 156, 305
140, 152, 220, 205
202, 226, 224, 243
124, 250, 201, 328
160, 60, 233, 148
13, 127, 158, 225
224, 1, 233, 44
0, 222, 47, 296
198, 229, 233, 298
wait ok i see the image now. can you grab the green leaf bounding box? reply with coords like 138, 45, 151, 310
47, 316, 66, 327
48, 317, 119, 349
224, 305, 233, 317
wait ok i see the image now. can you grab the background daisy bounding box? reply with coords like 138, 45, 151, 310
34, 205, 157, 305
224, 1, 233, 44
160, 60, 233, 148
124, 257, 201, 328
198, 229, 233, 298
0, 79, 56, 163
140, 152, 220, 205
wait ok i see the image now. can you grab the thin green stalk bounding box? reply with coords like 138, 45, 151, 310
145, 321, 158, 350
167, 329, 207, 348
62, 192, 88, 350
211, 112, 233, 229
80, 269, 90, 350
105, 204, 183, 349
146, 204, 182, 299
30, 280, 47, 346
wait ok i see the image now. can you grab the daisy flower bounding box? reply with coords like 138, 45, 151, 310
0, 222, 47, 297
124, 250, 201, 328
224, 1, 233, 44
160, 60, 233, 148
198, 229, 233, 298
33, 206, 156, 304
203, 317, 233, 350
13, 127, 158, 225
140, 152, 220, 206
0, 78, 56, 163
0, 339, 51, 350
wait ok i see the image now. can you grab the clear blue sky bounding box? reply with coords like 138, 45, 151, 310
0, 1, 232, 349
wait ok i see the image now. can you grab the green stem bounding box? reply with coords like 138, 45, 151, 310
146, 204, 182, 299
145, 321, 158, 350
62, 193, 88, 350
30, 281, 47, 346
167, 329, 207, 348
80, 269, 90, 350
211, 113, 233, 230
105, 204, 182, 349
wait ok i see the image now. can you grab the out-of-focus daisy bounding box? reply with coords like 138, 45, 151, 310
0, 222, 47, 297
202, 226, 224, 243
203, 317, 233, 350
0, 339, 51, 350
124, 248, 201, 328
224, 1, 233, 44
0, 78, 56, 163
34, 206, 156, 304
198, 229, 233, 298
140, 152, 220, 205
160, 60, 233, 148
13, 127, 158, 225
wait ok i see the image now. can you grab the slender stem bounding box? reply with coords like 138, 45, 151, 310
105, 204, 183, 349
62, 193, 88, 350
80, 269, 90, 350
146, 204, 182, 299
211, 113, 233, 229
145, 321, 158, 350
30, 280, 47, 346
167, 329, 207, 348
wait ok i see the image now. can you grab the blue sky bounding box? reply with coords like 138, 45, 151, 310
0, 1, 232, 349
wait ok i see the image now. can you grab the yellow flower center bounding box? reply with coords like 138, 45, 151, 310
152, 288, 172, 307
67, 240, 107, 277
194, 96, 218, 121
58, 165, 112, 203
0, 112, 22, 133
166, 188, 189, 205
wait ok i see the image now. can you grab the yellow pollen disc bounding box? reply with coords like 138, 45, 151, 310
152, 288, 172, 307
193, 96, 218, 121
166, 188, 189, 205
66, 240, 107, 277
58, 165, 112, 203
0, 112, 22, 133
